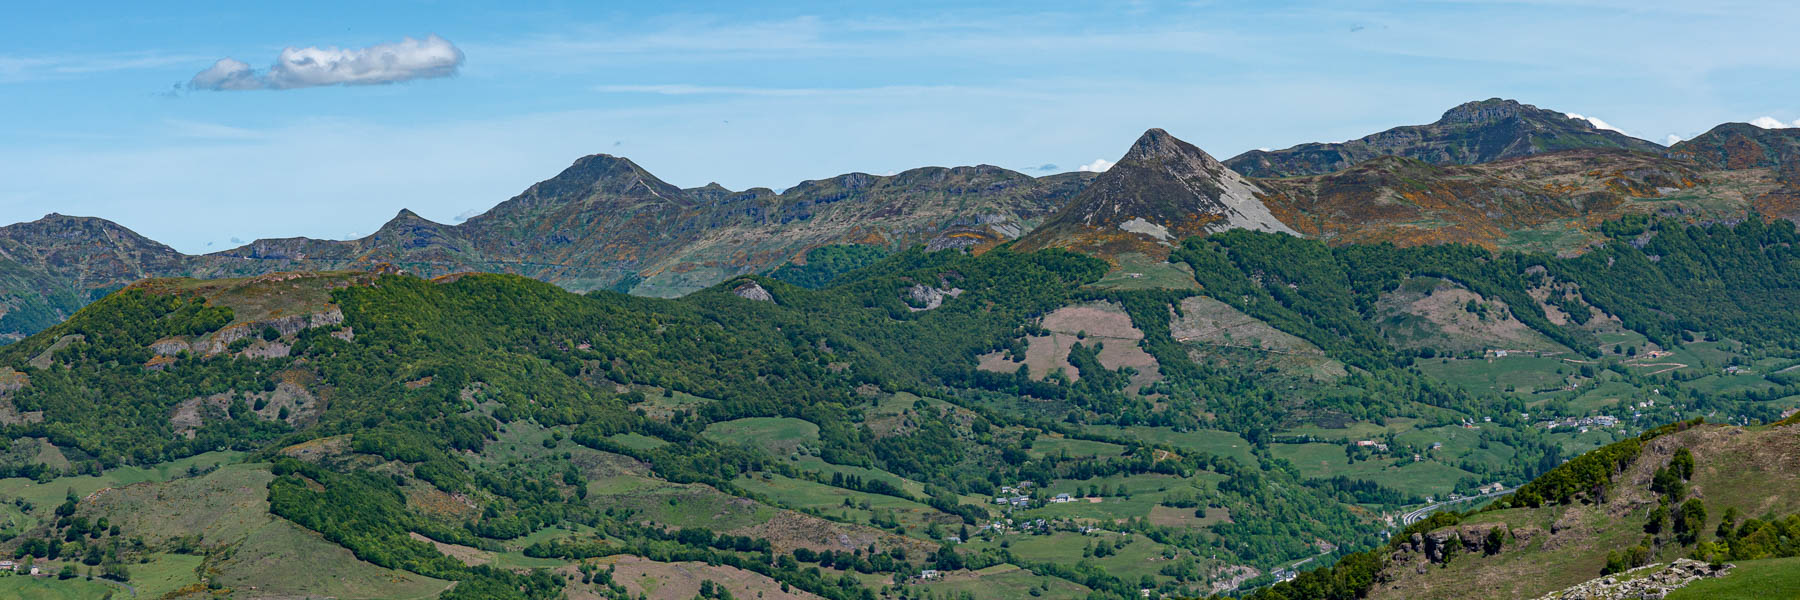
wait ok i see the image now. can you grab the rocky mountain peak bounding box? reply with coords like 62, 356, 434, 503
1016, 128, 1295, 256
520, 153, 692, 208
1438, 98, 1533, 125
1122, 128, 1187, 161
1, 213, 170, 250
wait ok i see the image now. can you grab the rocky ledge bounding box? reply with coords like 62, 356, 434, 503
1535, 559, 1732, 600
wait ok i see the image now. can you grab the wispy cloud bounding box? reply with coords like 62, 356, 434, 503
0, 51, 204, 83
594, 84, 834, 97
189, 35, 464, 91
592, 83, 976, 98
474, 14, 1249, 71
163, 119, 265, 140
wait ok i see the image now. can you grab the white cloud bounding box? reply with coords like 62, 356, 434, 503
189, 35, 464, 91
1077, 158, 1114, 172
1664, 134, 1684, 145
1565, 112, 1625, 133
188, 58, 260, 90
453, 208, 484, 222
1749, 116, 1800, 129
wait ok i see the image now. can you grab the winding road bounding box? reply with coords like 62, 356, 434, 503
1399, 487, 1516, 526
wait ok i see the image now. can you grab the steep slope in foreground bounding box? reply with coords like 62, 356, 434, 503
1370, 420, 1800, 599
1225, 99, 1666, 178
1018, 128, 1295, 257
1239, 418, 1800, 600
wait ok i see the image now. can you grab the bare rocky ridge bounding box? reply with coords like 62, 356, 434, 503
202, 158, 1094, 298
1224, 98, 1667, 178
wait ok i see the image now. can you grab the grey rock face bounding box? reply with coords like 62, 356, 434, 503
732, 281, 774, 303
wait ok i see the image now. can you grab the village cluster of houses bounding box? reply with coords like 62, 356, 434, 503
992, 481, 1098, 510
0, 560, 41, 575
992, 483, 1032, 508
1537, 414, 1619, 432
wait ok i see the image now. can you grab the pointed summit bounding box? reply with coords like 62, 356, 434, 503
491, 153, 693, 217
1120, 127, 1232, 167
1018, 128, 1294, 257
1123, 128, 1178, 158
1224, 98, 1664, 177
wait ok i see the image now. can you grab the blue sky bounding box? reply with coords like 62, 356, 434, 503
3, 0, 1798, 253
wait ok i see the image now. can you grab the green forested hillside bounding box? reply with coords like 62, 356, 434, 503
1, 218, 1798, 599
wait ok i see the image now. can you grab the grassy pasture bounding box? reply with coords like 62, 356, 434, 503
733, 472, 952, 534
0, 576, 118, 600
703, 417, 820, 455
1086, 426, 1255, 465
1029, 436, 1126, 459
916, 563, 1092, 599
1669, 556, 1800, 600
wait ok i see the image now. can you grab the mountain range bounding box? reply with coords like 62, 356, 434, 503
4, 98, 1799, 343
5, 98, 1800, 599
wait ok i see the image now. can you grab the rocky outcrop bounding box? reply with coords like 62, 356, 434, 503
151, 338, 190, 356
732, 281, 774, 303
170, 394, 233, 438
0, 367, 26, 394
902, 284, 963, 311
1534, 559, 1731, 600
1391, 525, 1539, 566
193, 309, 344, 355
